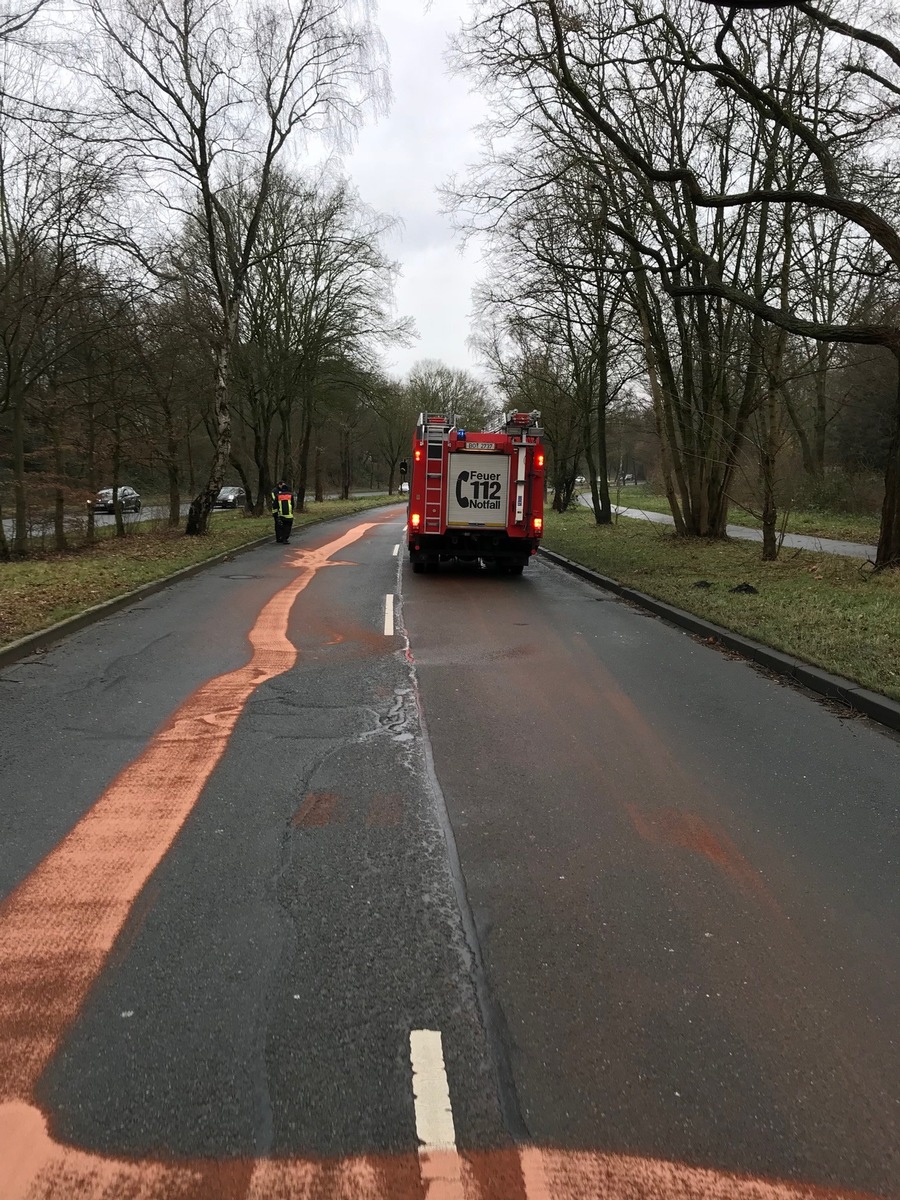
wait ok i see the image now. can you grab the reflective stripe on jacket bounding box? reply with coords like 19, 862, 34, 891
272, 491, 293, 518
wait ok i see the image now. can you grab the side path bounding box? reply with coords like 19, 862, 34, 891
578, 496, 877, 559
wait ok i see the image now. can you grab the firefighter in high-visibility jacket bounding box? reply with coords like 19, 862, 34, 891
272, 482, 294, 543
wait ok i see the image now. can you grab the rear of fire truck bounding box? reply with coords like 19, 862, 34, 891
406, 410, 545, 574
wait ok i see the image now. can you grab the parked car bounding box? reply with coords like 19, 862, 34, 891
89, 486, 141, 514
214, 486, 246, 509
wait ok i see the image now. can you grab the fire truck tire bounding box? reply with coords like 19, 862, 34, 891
411, 559, 426, 574
505, 562, 525, 576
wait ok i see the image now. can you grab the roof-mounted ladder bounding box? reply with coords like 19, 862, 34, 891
420, 413, 452, 531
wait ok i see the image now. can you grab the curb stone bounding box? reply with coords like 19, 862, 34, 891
0, 504, 402, 670
539, 546, 900, 735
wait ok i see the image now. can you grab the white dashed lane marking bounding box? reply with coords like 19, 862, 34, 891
410, 1030, 464, 1199
384, 594, 395, 637
410, 1030, 455, 1149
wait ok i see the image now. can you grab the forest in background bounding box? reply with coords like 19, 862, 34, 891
449, 0, 900, 566
0, 0, 494, 557
3, 0, 900, 567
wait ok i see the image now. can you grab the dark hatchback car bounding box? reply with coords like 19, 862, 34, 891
214, 486, 246, 509
89, 486, 141, 513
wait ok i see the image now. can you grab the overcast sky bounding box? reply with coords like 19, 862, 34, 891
340, 0, 488, 381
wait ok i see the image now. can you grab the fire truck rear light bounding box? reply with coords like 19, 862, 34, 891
533, 517, 543, 531
536, 452, 545, 467
411, 513, 421, 528
414, 449, 422, 461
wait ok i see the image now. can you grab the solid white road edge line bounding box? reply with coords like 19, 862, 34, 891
384, 594, 395, 637
410, 1029, 465, 1199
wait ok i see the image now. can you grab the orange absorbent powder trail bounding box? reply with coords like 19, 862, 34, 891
0, 523, 377, 1102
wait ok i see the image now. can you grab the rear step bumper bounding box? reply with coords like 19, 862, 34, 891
409, 530, 539, 562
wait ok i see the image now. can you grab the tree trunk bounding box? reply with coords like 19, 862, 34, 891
167, 459, 180, 528
781, 385, 817, 476
186, 329, 233, 536
229, 453, 253, 508
187, 428, 195, 492
813, 344, 828, 475
340, 428, 351, 500
875, 354, 900, 568
112, 415, 126, 539
162, 399, 180, 527
296, 417, 313, 512
277, 414, 289, 488
85, 398, 96, 544
584, 439, 606, 525
593, 394, 612, 523
255, 462, 270, 517
636, 301, 686, 535
632, 271, 688, 535
53, 417, 67, 552
314, 434, 324, 502
584, 401, 601, 522
12, 374, 28, 557
760, 376, 780, 562
252, 425, 270, 516
594, 325, 613, 524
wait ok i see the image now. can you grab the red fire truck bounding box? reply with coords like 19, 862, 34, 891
405, 410, 545, 574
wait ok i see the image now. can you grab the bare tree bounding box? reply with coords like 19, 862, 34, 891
470, 0, 900, 564
459, 155, 635, 521
84, 0, 386, 534
365, 377, 420, 494
405, 359, 497, 430
0, 0, 47, 42
230, 171, 410, 510
0, 38, 119, 556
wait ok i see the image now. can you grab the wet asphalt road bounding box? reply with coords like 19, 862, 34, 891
0, 508, 897, 1198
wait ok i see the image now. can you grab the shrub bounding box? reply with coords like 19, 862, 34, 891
791, 469, 883, 515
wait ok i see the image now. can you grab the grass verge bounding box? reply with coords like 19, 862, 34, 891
544, 506, 900, 703
595, 485, 881, 545
0, 496, 400, 647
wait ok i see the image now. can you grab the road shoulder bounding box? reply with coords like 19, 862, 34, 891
540, 546, 900, 734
